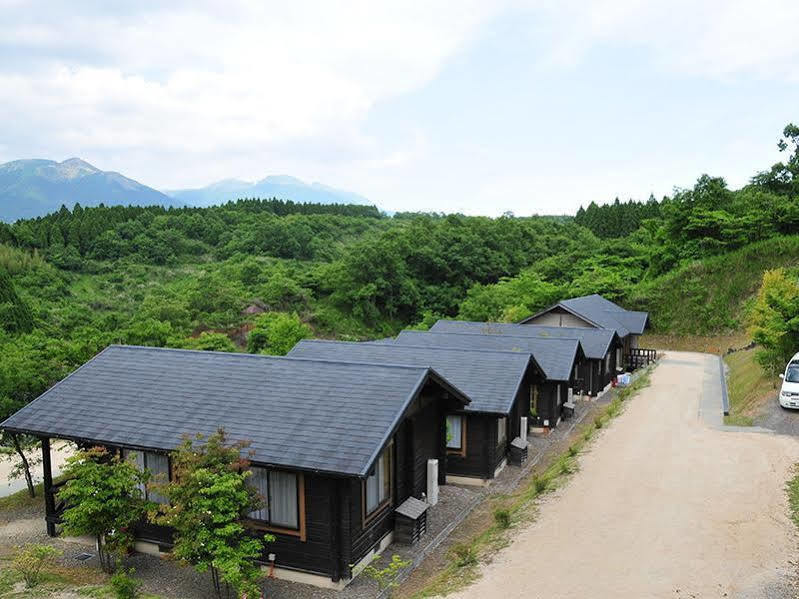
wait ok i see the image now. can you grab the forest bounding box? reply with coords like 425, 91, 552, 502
1, 123, 799, 484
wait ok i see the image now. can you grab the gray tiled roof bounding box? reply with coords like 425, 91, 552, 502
430, 320, 616, 360
0, 345, 469, 477
289, 340, 537, 414
393, 331, 580, 381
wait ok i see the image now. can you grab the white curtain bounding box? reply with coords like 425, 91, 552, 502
248, 467, 270, 521
447, 415, 462, 449
146, 453, 170, 504
122, 449, 146, 495
269, 471, 298, 528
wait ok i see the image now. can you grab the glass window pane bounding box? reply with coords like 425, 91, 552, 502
248, 467, 270, 521
145, 453, 170, 504
447, 415, 462, 449
268, 471, 298, 529
365, 469, 379, 513
497, 417, 507, 444
379, 450, 390, 503
122, 449, 146, 495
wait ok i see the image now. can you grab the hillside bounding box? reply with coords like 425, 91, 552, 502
628, 236, 799, 335
0, 158, 180, 221
166, 175, 372, 208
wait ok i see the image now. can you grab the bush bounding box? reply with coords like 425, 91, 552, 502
594, 417, 604, 429
110, 568, 140, 599
12, 543, 62, 588
452, 544, 477, 567
568, 445, 578, 457
533, 476, 548, 494
494, 508, 511, 529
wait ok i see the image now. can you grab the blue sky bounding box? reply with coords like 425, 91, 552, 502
1, 1, 798, 215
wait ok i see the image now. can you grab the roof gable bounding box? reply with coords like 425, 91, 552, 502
0, 345, 468, 477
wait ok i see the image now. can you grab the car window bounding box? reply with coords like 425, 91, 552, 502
786, 366, 799, 383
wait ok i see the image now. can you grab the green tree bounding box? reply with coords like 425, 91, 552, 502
58, 447, 151, 572
247, 312, 312, 355
749, 268, 799, 375
181, 332, 237, 352
154, 430, 273, 599
0, 267, 34, 333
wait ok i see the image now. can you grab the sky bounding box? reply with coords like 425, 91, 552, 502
1, 0, 798, 216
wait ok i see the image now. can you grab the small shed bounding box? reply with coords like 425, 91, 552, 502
394, 497, 430, 545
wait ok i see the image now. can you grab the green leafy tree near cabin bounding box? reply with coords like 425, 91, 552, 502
153, 430, 274, 599
247, 311, 312, 355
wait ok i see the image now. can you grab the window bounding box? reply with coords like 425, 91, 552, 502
497, 416, 507, 446
530, 385, 539, 417
247, 467, 300, 530
122, 449, 170, 504
786, 365, 799, 383
446, 415, 465, 455
364, 444, 392, 518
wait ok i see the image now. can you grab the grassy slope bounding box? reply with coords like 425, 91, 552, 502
723, 348, 777, 426
629, 236, 799, 335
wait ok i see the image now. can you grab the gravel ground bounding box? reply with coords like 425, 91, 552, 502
754, 393, 799, 436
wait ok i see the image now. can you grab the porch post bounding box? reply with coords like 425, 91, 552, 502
41, 437, 56, 537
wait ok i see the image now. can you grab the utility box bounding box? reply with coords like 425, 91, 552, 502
427, 459, 439, 506
509, 437, 529, 466
394, 496, 430, 545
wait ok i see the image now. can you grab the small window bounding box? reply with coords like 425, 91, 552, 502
248, 467, 300, 530
122, 449, 170, 504
446, 415, 464, 451
364, 444, 392, 518
497, 416, 507, 445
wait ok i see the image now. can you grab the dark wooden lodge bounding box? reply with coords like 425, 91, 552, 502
0, 345, 471, 588
289, 340, 546, 483
517, 294, 653, 370
392, 330, 585, 429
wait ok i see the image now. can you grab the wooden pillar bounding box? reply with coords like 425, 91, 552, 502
41, 437, 57, 537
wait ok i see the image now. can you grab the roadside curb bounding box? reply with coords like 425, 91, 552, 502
719, 355, 730, 416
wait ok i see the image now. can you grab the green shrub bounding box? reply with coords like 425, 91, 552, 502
109, 568, 140, 599
560, 460, 573, 475
533, 476, 548, 494
493, 508, 511, 529
594, 417, 604, 429
452, 544, 477, 567
12, 543, 61, 588
568, 445, 578, 457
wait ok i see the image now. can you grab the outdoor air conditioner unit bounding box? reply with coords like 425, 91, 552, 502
427, 459, 439, 506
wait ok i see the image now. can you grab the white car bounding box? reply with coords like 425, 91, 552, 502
779, 353, 799, 409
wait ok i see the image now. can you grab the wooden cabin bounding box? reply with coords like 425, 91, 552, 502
517, 294, 651, 369
289, 340, 546, 485
392, 330, 585, 429
0, 345, 470, 589
429, 320, 621, 397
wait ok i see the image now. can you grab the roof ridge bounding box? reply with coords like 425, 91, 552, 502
399, 330, 581, 346
107, 344, 434, 371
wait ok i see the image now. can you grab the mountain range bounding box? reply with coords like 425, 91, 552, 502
0, 158, 372, 222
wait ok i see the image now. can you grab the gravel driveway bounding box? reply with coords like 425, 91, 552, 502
450, 352, 799, 599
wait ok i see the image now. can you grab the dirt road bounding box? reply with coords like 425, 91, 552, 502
451, 352, 799, 599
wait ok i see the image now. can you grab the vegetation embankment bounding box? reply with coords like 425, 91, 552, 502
407, 371, 652, 598
723, 348, 777, 426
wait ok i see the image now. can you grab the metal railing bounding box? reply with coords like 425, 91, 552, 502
626, 348, 657, 370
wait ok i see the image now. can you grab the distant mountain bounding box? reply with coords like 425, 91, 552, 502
167, 175, 371, 208
0, 158, 180, 222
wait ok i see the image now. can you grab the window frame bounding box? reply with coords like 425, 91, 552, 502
362, 441, 393, 525
445, 414, 467, 457
497, 416, 507, 447
245, 467, 307, 541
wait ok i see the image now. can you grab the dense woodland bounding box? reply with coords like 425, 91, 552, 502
1, 123, 799, 479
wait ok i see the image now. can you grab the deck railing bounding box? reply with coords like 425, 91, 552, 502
625, 348, 657, 370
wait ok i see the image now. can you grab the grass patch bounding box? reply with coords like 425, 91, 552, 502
724, 347, 777, 426
0, 483, 45, 514
787, 465, 799, 531
411, 369, 652, 598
